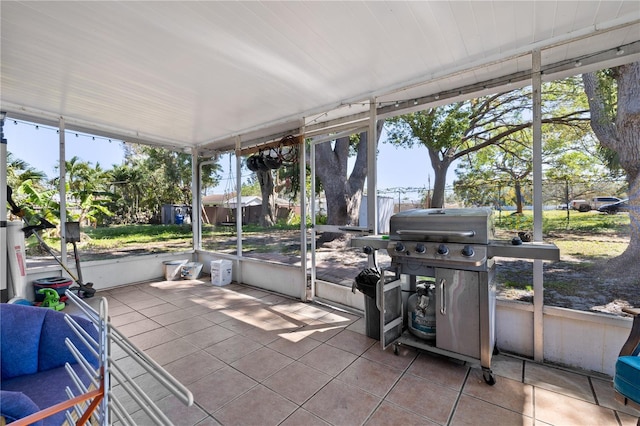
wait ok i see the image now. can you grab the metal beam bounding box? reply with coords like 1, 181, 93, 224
59, 117, 68, 268
367, 98, 378, 235
192, 148, 201, 250
235, 136, 243, 286
301, 127, 310, 302
532, 49, 544, 363
1, 111, 8, 301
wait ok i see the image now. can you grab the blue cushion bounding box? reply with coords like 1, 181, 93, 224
0, 304, 47, 379
1, 364, 93, 426
0, 390, 43, 425
1, 304, 101, 425
39, 308, 99, 371
614, 355, 640, 404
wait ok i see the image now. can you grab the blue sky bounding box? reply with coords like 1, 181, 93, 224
5, 119, 125, 177
5, 118, 450, 201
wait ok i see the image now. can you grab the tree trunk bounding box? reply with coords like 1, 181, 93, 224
514, 180, 524, 214
257, 169, 275, 227
316, 136, 350, 223
315, 121, 384, 244
428, 150, 451, 208
583, 62, 640, 265
316, 136, 354, 243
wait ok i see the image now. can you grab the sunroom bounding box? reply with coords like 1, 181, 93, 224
1, 2, 640, 424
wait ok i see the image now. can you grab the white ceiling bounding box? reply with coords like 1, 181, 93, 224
1, 1, 639, 154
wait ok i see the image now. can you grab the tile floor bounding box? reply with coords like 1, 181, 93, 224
77, 278, 640, 426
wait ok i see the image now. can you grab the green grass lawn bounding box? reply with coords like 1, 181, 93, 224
26, 224, 195, 253
494, 208, 630, 235
26, 209, 630, 261
492, 209, 633, 304
494, 209, 630, 260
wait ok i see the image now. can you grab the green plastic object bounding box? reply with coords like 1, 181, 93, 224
38, 288, 65, 311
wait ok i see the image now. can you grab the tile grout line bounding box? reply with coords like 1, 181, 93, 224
213, 318, 367, 425
357, 345, 422, 425
588, 376, 599, 406
272, 338, 374, 425
445, 367, 471, 426
524, 359, 535, 422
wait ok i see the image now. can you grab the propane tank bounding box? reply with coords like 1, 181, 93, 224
408, 282, 436, 340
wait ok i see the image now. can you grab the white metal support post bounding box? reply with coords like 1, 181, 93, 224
59, 117, 68, 268
235, 137, 243, 286
1, 111, 8, 302
532, 49, 544, 362
197, 158, 219, 252
191, 147, 201, 250
300, 128, 310, 301
367, 98, 378, 235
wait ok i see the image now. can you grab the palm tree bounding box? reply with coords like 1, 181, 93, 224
6, 152, 53, 221
54, 156, 114, 226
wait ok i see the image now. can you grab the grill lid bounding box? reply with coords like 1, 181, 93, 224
389, 208, 494, 244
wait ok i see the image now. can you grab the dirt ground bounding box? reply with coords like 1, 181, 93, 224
495, 257, 640, 315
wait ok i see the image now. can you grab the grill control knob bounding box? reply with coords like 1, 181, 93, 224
437, 244, 449, 256
415, 243, 426, 254
395, 242, 406, 253
461, 245, 474, 257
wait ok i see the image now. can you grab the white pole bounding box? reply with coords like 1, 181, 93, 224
532, 49, 544, 362
191, 147, 201, 250
303, 127, 311, 302
59, 117, 68, 269
367, 97, 378, 234
235, 137, 243, 285
1, 111, 8, 301
306, 127, 314, 301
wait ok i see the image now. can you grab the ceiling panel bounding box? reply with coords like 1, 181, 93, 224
1, 1, 638, 153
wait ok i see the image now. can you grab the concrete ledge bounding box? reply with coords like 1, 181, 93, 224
496, 298, 632, 377
196, 250, 304, 299
22, 251, 195, 299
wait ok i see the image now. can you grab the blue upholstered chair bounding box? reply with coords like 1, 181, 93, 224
0, 303, 99, 425
614, 307, 640, 410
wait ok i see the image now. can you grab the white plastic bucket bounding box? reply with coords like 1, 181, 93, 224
163, 260, 188, 281
181, 262, 203, 279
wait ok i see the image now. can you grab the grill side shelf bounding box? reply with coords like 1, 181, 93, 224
488, 242, 560, 261
350, 236, 389, 250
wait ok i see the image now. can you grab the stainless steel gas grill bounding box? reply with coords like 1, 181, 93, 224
351, 207, 559, 385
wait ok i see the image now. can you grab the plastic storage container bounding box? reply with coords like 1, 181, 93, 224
163, 260, 188, 281
211, 260, 232, 286
33, 277, 73, 302
181, 262, 203, 279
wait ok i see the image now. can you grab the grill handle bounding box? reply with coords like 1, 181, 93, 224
396, 229, 476, 238
376, 275, 383, 312
439, 278, 447, 315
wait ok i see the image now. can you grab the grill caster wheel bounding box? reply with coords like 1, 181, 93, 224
393, 344, 399, 355
483, 369, 496, 386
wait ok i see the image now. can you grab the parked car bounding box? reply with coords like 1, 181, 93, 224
591, 196, 622, 210
570, 196, 622, 212
598, 199, 629, 214
570, 199, 591, 212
